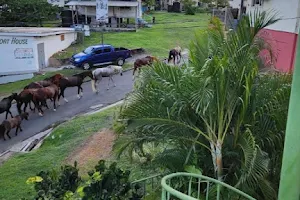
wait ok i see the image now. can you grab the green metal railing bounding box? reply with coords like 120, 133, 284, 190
161, 172, 256, 200
130, 174, 163, 199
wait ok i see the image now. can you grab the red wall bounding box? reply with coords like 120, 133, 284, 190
258, 29, 298, 72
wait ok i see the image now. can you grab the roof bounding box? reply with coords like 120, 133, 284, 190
87, 44, 112, 49
66, 0, 138, 7
0, 27, 76, 37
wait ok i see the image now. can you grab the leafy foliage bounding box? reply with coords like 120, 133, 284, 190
116, 10, 290, 199
25, 160, 135, 200
182, 0, 197, 15
26, 162, 81, 199
0, 0, 59, 25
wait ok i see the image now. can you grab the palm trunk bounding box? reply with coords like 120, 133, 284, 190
216, 140, 223, 181
210, 140, 223, 181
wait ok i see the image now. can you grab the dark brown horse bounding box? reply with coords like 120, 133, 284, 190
57, 71, 93, 103
0, 112, 29, 140
16, 89, 49, 114
30, 84, 60, 116
17, 74, 63, 113
168, 46, 182, 65
132, 56, 159, 79
0, 93, 18, 119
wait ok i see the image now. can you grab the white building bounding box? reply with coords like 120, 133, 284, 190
229, 0, 242, 9
246, 0, 300, 72
65, 0, 142, 27
0, 27, 77, 84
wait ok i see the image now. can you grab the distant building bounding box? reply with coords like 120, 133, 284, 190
246, 0, 300, 72
64, 0, 142, 28
0, 27, 76, 83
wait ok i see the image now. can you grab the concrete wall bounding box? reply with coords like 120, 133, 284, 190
34, 32, 77, 67
259, 29, 297, 72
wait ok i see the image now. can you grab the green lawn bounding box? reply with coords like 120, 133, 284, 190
53, 12, 210, 59
0, 105, 158, 199
0, 106, 117, 199
0, 69, 84, 97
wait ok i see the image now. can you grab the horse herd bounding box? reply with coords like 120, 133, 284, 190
0, 46, 182, 141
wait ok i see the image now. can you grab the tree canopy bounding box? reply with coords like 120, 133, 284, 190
0, 0, 59, 25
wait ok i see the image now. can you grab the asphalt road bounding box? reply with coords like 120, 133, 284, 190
0, 69, 134, 153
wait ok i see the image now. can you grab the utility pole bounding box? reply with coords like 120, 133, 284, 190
239, 0, 244, 19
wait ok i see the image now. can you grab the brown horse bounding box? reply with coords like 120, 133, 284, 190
168, 46, 182, 65
133, 56, 159, 78
16, 89, 49, 114
57, 71, 93, 103
30, 84, 60, 116
23, 73, 63, 89
0, 112, 29, 140
17, 74, 63, 113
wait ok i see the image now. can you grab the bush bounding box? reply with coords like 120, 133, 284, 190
182, 0, 197, 15
26, 160, 137, 200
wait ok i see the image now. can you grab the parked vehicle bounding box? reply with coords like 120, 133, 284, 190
70, 44, 131, 70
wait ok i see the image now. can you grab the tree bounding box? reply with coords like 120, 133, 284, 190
115, 10, 290, 199
0, 0, 59, 26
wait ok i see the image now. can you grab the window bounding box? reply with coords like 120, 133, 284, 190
94, 49, 103, 54
103, 48, 111, 53
252, 0, 263, 6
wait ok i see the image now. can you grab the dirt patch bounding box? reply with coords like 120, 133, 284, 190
65, 129, 116, 174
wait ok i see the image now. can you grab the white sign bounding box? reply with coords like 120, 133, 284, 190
0, 36, 37, 75
96, 0, 108, 23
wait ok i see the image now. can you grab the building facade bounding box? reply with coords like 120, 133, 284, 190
0, 27, 76, 83
246, 0, 300, 72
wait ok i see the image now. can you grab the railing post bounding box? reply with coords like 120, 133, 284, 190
278, 26, 300, 200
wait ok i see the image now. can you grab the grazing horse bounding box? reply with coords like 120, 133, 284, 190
0, 93, 18, 119
168, 46, 182, 65
91, 65, 123, 93
133, 56, 159, 78
0, 112, 29, 140
57, 71, 93, 103
30, 84, 60, 116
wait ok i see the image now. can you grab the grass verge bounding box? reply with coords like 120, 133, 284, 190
0, 106, 118, 200
53, 12, 210, 59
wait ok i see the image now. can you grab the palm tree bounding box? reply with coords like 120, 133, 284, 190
115, 10, 291, 199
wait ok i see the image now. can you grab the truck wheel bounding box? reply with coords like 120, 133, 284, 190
116, 58, 125, 66
82, 62, 92, 70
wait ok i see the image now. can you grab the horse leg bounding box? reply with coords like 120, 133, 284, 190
107, 76, 110, 90
5, 111, 8, 119
111, 76, 116, 87
15, 126, 19, 136
60, 88, 68, 103
6, 130, 11, 139
35, 101, 43, 116
8, 110, 13, 118
53, 97, 57, 112
80, 85, 83, 97
77, 86, 81, 99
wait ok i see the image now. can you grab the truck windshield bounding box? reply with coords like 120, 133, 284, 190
83, 47, 94, 54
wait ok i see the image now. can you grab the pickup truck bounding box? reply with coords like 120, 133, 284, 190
70, 44, 131, 70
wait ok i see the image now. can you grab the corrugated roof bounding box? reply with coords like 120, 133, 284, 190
66, 0, 138, 7
0, 27, 76, 37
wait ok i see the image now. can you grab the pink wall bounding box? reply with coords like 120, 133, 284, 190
258, 29, 297, 72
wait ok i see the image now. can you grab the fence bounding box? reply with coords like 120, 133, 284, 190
212, 7, 236, 30
161, 172, 256, 200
